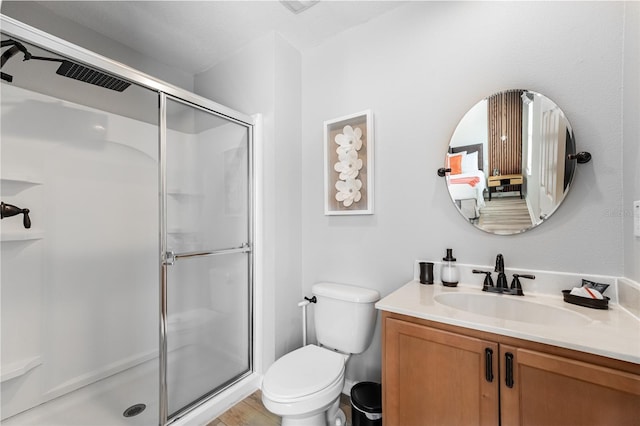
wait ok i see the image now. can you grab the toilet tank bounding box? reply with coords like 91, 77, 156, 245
312, 282, 380, 354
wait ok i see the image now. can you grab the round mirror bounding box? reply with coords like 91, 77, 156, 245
445, 89, 577, 235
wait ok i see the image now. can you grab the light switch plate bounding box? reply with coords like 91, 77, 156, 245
635, 200, 640, 237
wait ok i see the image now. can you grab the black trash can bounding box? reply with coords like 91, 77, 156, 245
350, 381, 382, 426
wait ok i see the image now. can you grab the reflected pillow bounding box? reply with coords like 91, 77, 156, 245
462, 151, 479, 173
447, 152, 464, 175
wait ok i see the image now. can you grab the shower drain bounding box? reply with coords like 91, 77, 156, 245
123, 403, 146, 418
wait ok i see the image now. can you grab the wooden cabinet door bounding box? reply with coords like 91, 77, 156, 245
383, 317, 499, 426
500, 345, 640, 426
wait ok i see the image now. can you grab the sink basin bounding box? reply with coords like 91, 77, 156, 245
434, 292, 590, 326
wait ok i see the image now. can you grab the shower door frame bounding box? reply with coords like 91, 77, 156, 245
159, 93, 255, 424
1, 15, 256, 426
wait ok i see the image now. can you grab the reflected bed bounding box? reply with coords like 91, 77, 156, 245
446, 143, 486, 220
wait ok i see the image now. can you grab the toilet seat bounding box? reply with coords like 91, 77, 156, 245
262, 344, 345, 402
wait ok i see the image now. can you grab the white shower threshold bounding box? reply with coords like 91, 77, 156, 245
2, 345, 259, 426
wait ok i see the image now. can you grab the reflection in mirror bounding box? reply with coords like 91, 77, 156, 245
445, 89, 576, 235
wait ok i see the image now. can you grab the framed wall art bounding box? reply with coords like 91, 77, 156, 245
323, 110, 374, 215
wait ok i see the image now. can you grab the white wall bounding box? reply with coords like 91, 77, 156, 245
301, 1, 629, 385
623, 2, 640, 282
194, 33, 303, 368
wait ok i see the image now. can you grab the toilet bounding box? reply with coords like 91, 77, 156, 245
262, 282, 380, 426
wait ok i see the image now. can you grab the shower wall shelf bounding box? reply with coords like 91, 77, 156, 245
0, 174, 43, 186
0, 356, 43, 383
167, 228, 198, 234
167, 189, 202, 197
1, 230, 45, 242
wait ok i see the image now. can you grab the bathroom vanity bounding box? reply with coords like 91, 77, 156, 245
376, 281, 640, 426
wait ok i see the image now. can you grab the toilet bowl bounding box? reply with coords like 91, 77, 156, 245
261, 282, 380, 426
262, 345, 347, 425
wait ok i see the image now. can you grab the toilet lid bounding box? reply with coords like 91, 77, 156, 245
263, 345, 345, 400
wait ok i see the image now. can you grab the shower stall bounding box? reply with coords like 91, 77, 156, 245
1, 16, 256, 426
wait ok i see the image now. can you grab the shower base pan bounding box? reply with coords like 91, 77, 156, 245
2, 345, 250, 426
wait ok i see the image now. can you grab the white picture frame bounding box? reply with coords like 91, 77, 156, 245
323, 110, 374, 215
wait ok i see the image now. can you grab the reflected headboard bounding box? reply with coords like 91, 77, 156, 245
449, 143, 484, 171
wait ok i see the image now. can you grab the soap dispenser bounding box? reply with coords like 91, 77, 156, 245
441, 248, 459, 287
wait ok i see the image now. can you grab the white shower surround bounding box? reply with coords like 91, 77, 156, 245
1, 84, 159, 420
1, 82, 260, 424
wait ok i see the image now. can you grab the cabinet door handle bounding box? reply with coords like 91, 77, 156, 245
485, 348, 494, 382
505, 352, 514, 388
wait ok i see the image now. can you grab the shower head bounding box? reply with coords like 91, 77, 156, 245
1, 38, 131, 92
55, 60, 131, 92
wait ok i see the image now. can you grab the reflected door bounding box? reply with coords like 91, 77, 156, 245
539, 103, 566, 218
161, 95, 252, 420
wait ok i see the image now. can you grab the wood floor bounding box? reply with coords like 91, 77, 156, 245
207, 390, 352, 426
478, 196, 532, 233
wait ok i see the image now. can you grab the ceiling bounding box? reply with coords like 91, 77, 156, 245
1, 1, 405, 127
29, 1, 406, 75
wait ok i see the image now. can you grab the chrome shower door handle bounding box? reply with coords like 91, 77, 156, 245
164, 244, 250, 266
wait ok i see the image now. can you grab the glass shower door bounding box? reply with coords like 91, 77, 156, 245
161, 95, 252, 419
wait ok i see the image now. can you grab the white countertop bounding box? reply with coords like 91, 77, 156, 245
376, 281, 640, 365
